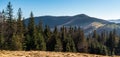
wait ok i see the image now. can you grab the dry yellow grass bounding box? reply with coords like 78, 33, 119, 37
0, 51, 119, 57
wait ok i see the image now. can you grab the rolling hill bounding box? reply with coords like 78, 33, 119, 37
24, 14, 110, 28
24, 14, 120, 35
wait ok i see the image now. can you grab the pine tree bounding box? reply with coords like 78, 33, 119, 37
35, 20, 46, 50
6, 2, 13, 22
5, 2, 14, 50
44, 25, 51, 42
65, 35, 76, 52
76, 27, 88, 53
38, 19, 43, 33
116, 39, 120, 55
17, 8, 24, 35
60, 26, 67, 52
26, 12, 36, 50
35, 33, 46, 50
53, 26, 63, 51
98, 31, 107, 45
15, 8, 24, 50
0, 10, 5, 50
0, 27, 4, 50
24, 34, 31, 50
106, 30, 118, 55
11, 33, 22, 50
54, 38, 63, 52
93, 30, 98, 39
2, 9, 6, 22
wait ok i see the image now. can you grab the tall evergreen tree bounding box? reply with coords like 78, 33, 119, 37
15, 8, 24, 50
92, 30, 98, 39
76, 27, 88, 53
0, 10, 5, 50
106, 30, 118, 55
35, 32, 46, 50
35, 20, 46, 51
5, 2, 14, 50
11, 33, 22, 50
60, 26, 67, 52
53, 26, 63, 51
116, 39, 120, 55
44, 25, 51, 42
6, 2, 13, 22
65, 35, 76, 52
26, 12, 36, 50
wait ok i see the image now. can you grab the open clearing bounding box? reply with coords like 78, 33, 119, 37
0, 51, 119, 57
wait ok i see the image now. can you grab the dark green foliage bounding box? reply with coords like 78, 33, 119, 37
44, 25, 51, 42
76, 27, 88, 53
92, 30, 98, 39
65, 35, 76, 52
5, 2, 14, 50
89, 41, 108, 55
24, 34, 31, 50
106, 30, 118, 55
0, 31, 4, 49
35, 32, 46, 51
53, 26, 63, 51
54, 38, 63, 51
11, 33, 23, 50
6, 2, 13, 22
26, 12, 36, 50
116, 39, 120, 55
35, 20, 46, 51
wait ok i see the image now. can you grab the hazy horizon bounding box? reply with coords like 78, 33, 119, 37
1, 0, 120, 20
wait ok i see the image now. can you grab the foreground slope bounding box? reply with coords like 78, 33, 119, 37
0, 51, 119, 57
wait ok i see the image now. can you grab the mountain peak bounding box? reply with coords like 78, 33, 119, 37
74, 14, 90, 18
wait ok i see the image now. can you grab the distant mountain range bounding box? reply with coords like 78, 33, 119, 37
24, 14, 109, 28
109, 19, 120, 23
24, 14, 120, 35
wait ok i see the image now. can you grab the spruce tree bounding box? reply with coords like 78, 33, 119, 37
44, 25, 51, 42
35, 33, 46, 50
93, 30, 98, 39
65, 35, 76, 52
35, 21, 46, 50
27, 12, 36, 50
11, 33, 22, 50
77, 27, 88, 53
5, 2, 14, 50
54, 26, 63, 51
106, 30, 117, 55
0, 27, 4, 50
15, 8, 24, 50
0, 10, 5, 50
60, 26, 67, 52
117, 39, 120, 55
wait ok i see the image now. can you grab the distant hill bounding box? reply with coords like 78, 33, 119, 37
96, 23, 120, 35
24, 14, 119, 35
109, 19, 120, 23
24, 14, 110, 28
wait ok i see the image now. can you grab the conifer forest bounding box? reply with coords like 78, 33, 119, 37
0, 2, 120, 56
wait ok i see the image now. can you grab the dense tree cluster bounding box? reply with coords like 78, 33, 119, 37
0, 2, 120, 56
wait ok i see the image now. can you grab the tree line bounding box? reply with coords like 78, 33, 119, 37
0, 2, 120, 56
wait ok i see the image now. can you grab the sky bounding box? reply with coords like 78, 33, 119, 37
0, 0, 120, 20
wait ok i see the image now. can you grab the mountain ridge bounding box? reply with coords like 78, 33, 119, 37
24, 14, 120, 34
24, 14, 110, 28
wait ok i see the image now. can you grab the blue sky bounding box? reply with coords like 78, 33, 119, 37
0, 0, 120, 20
